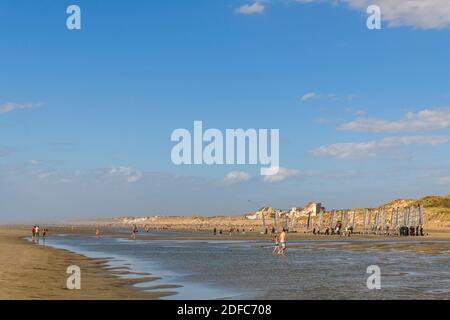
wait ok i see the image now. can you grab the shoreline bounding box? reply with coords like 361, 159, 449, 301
0, 227, 176, 300
37, 224, 450, 241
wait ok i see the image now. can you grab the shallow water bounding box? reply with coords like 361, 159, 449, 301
39, 235, 450, 300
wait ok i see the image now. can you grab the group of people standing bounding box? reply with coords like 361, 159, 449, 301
31, 225, 47, 242
213, 227, 252, 236
272, 228, 287, 255
399, 225, 425, 236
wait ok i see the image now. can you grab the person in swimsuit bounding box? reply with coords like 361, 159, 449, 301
278, 229, 287, 254
35, 226, 40, 240
272, 235, 279, 253
131, 225, 138, 240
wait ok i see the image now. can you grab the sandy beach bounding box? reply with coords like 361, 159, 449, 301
0, 227, 176, 300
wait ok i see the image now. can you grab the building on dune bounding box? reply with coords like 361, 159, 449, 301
289, 202, 324, 218
246, 207, 285, 220
247, 202, 325, 221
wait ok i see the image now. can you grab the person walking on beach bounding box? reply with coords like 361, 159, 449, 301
272, 235, 279, 253
32, 226, 36, 241
35, 225, 40, 240
131, 225, 138, 240
278, 229, 287, 255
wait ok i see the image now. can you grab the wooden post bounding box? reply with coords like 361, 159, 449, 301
307, 212, 311, 231
418, 204, 424, 226
352, 210, 356, 229
262, 210, 266, 230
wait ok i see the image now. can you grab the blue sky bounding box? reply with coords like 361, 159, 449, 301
1, 0, 450, 223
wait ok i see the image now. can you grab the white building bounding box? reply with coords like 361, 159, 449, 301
290, 202, 323, 217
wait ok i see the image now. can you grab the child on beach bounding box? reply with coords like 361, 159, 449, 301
272, 235, 279, 253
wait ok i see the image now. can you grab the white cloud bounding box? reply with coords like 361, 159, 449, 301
236, 2, 265, 15
300, 92, 356, 103
0, 102, 44, 114
340, 107, 450, 133
109, 166, 143, 183
310, 135, 450, 159
295, 0, 450, 29
300, 92, 319, 101
263, 167, 300, 183
224, 171, 251, 184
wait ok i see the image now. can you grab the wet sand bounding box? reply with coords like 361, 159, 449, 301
305, 241, 450, 255
52, 225, 450, 243
0, 227, 176, 300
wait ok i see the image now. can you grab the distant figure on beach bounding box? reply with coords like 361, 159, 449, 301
42, 228, 48, 240
335, 223, 341, 235
144, 224, 150, 232
95, 228, 101, 238
35, 226, 40, 239
131, 225, 138, 240
278, 229, 287, 254
213, 227, 217, 236
31, 226, 36, 241
272, 235, 279, 253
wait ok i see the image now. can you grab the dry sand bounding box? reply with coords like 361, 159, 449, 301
0, 227, 176, 300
